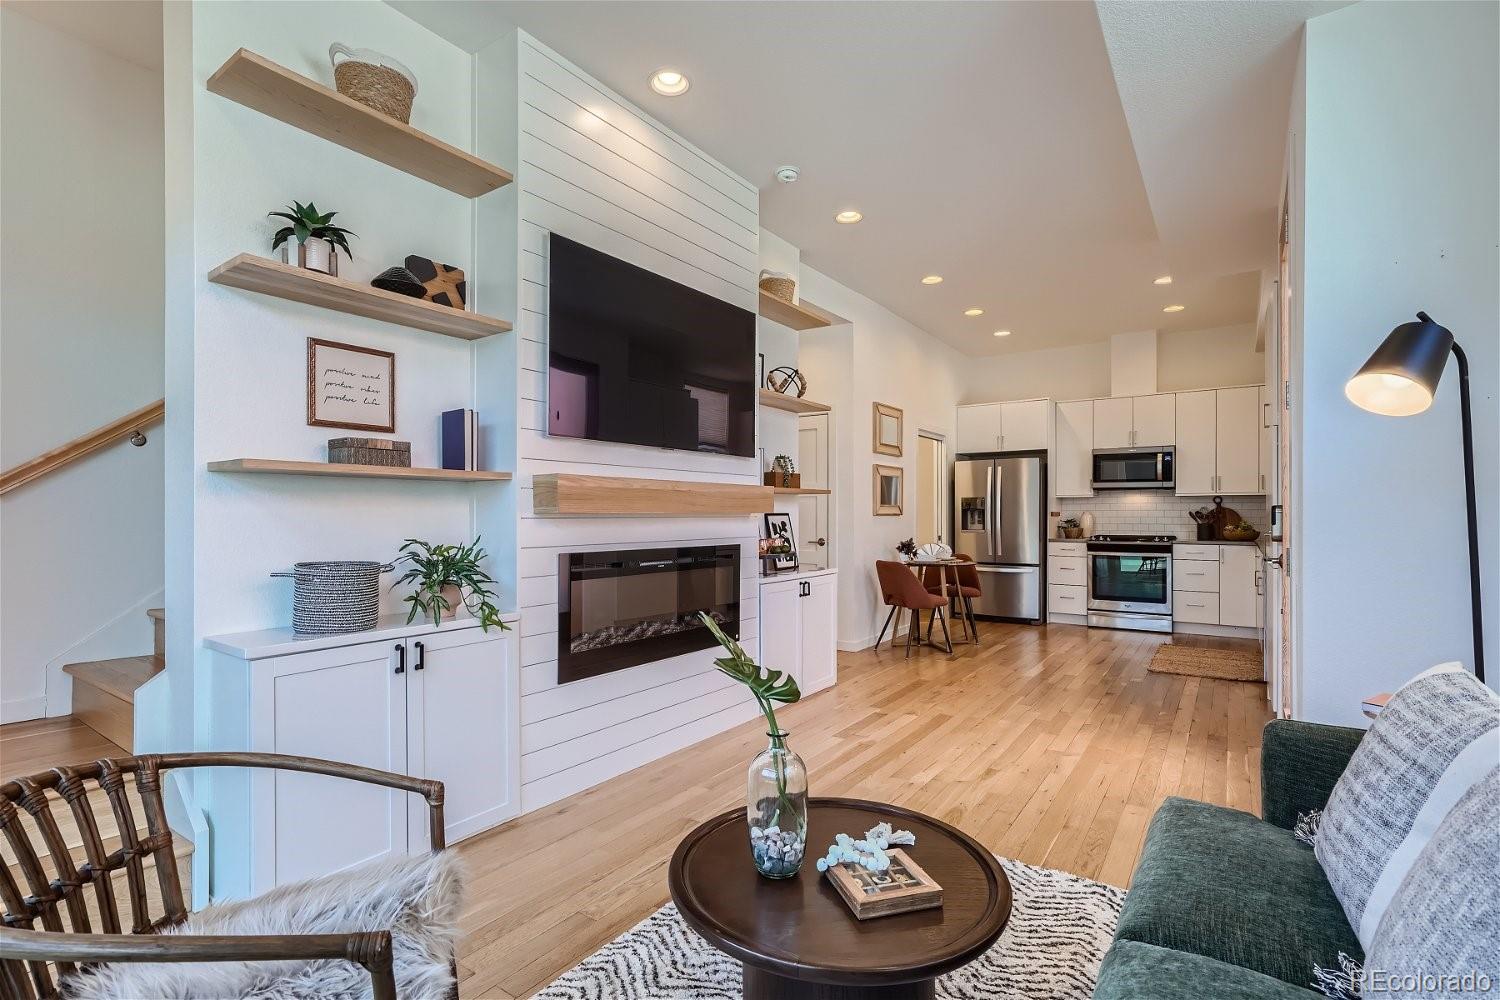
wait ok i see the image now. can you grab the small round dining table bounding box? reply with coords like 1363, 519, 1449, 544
900, 557, 973, 653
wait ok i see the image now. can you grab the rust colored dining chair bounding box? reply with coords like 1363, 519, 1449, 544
924, 553, 983, 642
0, 752, 456, 1000
874, 560, 952, 658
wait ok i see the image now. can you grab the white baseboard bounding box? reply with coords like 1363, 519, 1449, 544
1, 696, 48, 724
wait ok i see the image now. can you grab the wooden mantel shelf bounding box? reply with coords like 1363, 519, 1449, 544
759, 389, 831, 415
773, 486, 832, 496
532, 474, 773, 517
209, 255, 511, 340
209, 459, 511, 482
206, 49, 512, 198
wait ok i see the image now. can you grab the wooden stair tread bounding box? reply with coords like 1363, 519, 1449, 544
146, 608, 164, 621
63, 656, 164, 704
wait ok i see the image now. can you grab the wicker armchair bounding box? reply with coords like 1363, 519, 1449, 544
0, 752, 448, 1000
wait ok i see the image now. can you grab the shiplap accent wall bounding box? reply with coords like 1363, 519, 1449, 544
502, 35, 765, 812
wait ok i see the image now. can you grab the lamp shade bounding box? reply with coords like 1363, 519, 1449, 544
1345, 311, 1455, 416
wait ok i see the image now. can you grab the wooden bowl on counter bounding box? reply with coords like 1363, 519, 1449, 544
1221, 525, 1261, 542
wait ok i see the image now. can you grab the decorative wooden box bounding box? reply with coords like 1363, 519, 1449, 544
327, 437, 411, 467
823, 848, 943, 920
764, 471, 801, 488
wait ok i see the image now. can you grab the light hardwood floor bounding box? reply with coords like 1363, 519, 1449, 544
452, 622, 1272, 999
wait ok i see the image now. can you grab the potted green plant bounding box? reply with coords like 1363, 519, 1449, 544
392, 537, 508, 630
1059, 516, 1083, 539
269, 200, 356, 276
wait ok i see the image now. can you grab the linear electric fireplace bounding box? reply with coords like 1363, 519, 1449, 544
558, 545, 740, 684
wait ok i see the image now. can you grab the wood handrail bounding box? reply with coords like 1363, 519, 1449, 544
0, 398, 164, 496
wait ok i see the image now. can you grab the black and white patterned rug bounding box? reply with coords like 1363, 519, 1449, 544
534, 858, 1125, 999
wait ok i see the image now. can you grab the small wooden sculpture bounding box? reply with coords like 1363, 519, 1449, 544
405, 255, 467, 309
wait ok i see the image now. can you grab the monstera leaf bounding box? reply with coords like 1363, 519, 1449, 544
699, 612, 801, 708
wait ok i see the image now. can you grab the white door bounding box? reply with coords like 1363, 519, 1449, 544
1175, 391, 1217, 495
253, 641, 408, 891
915, 433, 945, 546
1092, 397, 1133, 449
955, 404, 1001, 453
1054, 400, 1094, 497
405, 627, 517, 849
798, 414, 832, 568
798, 574, 838, 694
1133, 394, 1176, 447
758, 579, 802, 676
1215, 387, 1262, 494
1219, 546, 1260, 627
999, 399, 1048, 451
1259, 385, 1273, 496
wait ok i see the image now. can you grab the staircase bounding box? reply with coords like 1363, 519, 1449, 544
61, 607, 164, 753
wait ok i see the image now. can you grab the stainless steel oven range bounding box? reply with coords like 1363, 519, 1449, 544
1086, 534, 1175, 633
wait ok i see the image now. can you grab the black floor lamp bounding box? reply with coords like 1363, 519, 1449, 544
1345, 311, 1485, 683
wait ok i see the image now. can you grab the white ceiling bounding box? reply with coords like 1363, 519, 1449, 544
3, 0, 162, 71
392, 1, 1335, 357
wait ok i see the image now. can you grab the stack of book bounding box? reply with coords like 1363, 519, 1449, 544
441, 409, 478, 471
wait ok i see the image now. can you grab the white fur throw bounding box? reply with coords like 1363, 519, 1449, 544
62, 851, 464, 1000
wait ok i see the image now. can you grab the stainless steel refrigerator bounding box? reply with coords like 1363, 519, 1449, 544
953, 453, 1045, 622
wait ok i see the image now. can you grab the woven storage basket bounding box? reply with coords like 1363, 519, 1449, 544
758, 271, 796, 303
272, 561, 392, 634
330, 44, 417, 123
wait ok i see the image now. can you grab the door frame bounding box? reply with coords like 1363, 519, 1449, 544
1276, 184, 1294, 718
916, 429, 948, 547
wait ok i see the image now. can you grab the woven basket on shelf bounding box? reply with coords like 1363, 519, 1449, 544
758, 271, 796, 303
272, 560, 392, 635
330, 43, 417, 123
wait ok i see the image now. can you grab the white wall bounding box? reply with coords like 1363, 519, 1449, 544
481, 33, 766, 813
1158, 324, 1264, 392
1294, 0, 1499, 723
0, 8, 164, 722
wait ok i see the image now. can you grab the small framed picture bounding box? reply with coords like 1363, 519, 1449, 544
874, 464, 904, 516
763, 512, 798, 571
307, 338, 395, 433
874, 402, 903, 457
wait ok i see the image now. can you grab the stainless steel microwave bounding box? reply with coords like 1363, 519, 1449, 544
1091, 447, 1174, 490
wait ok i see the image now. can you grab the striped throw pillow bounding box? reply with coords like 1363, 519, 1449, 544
1314, 662, 1500, 949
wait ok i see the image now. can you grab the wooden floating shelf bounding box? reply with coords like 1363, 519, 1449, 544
208, 255, 511, 340
208, 459, 511, 483
772, 487, 832, 496
758, 389, 831, 415
207, 49, 512, 198
757, 292, 846, 331
532, 474, 772, 517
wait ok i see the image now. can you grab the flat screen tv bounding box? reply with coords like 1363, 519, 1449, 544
547, 234, 756, 457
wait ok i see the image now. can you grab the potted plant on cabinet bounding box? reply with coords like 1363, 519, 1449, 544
269, 200, 356, 276
393, 537, 509, 631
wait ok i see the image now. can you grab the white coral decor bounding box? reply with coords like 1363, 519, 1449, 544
814, 822, 917, 873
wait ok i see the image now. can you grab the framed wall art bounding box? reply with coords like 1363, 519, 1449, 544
763, 512, 799, 571
873, 464, 904, 516
873, 402, 903, 456
307, 338, 395, 433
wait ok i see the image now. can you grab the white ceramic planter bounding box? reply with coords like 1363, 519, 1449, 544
280, 237, 338, 276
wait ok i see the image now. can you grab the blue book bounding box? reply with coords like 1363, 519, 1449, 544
441, 409, 476, 470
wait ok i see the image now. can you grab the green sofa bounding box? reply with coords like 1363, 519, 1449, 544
1093, 720, 1367, 999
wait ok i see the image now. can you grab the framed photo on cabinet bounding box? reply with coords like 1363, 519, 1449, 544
873, 464, 904, 516
873, 402, 903, 456
307, 338, 395, 433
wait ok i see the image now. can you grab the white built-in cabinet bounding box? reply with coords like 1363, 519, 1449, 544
1172, 544, 1261, 630
207, 617, 518, 894
1091, 394, 1175, 449
1174, 386, 1265, 496
955, 399, 1048, 453
1259, 385, 1274, 495
1054, 400, 1094, 497
759, 570, 837, 695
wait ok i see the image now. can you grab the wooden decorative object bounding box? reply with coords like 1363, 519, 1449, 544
0, 752, 448, 1000
874, 464, 904, 516
764, 471, 802, 488
205, 49, 512, 198
307, 338, 395, 433
327, 437, 412, 467
208, 255, 510, 340
532, 474, 773, 517
405, 255, 466, 310
874, 403, 903, 456
207, 459, 508, 482
823, 848, 944, 920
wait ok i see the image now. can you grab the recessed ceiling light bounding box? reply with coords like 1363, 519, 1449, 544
993, 330, 1012, 337
648, 69, 690, 96
835, 210, 863, 224
1163, 304, 1186, 313
1154, 275, 1173, 285
964, 308, 984, 317
921, 275, 944, 285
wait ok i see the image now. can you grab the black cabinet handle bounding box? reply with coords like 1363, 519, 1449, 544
394, 644, 405, 674
414, 641, 426, 670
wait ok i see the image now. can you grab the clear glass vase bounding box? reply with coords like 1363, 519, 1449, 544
746, 731, 808, 878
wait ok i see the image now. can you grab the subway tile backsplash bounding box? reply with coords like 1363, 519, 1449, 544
1057, 492, 1268, 537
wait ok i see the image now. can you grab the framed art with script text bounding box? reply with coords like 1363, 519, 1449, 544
307, 338, 396, 433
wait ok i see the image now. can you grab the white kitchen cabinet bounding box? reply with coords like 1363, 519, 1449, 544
1047, 554, 1087, 587
1175, 391, 1218, 495
1000, 399, 1049, 451
1215, 387, 1262, 494
1092, 397, 1134, 449
1133, 394, 1176, 447
760, 570, 838, 696
1173, 592, 1221, 625
1173, 559, 1220, 592
956, 403, 1002, 453
1259, 384, 1274, 496
1047, 584, 1087, 616
1218, 545, 1262, 628
1054, 400, 1094, 497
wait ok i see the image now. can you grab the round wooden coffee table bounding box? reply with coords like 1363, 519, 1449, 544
669, 798, 1012, 999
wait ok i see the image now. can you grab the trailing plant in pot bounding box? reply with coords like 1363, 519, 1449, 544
393, 537, 508, 631
700, 613, 806, 879
269, 201, 355, 276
